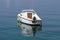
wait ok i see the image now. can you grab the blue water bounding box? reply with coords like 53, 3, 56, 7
0, 0, 60, 40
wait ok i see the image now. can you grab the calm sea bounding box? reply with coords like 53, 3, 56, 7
0, 0, 60, 40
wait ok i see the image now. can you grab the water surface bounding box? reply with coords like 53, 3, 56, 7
0, 0, 60, 40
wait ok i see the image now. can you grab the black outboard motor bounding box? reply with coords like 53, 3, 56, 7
32, 16, 37, 23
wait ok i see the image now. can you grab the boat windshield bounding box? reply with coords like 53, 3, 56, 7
22, 10, 36, 13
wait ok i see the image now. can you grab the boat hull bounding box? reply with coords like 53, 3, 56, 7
19, 21, 41, 26
17, 17, 42, 26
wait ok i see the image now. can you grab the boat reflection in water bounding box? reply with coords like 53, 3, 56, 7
17, 22, 42, 36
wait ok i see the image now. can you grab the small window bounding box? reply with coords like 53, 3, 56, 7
20, 14, 22, 16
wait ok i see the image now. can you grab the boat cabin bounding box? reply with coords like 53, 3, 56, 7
21, 9, 36, 19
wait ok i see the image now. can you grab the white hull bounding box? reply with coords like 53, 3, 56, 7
17, 16, 42, 25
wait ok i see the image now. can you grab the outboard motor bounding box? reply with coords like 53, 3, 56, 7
32, 16, 37, 23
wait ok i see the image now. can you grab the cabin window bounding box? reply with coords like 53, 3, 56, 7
27, 13, 32, 19
20, 14, 22, 16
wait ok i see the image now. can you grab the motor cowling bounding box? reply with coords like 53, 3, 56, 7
32, 16, 37, 23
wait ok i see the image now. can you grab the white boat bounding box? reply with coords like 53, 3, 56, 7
17, 9, 42, 26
